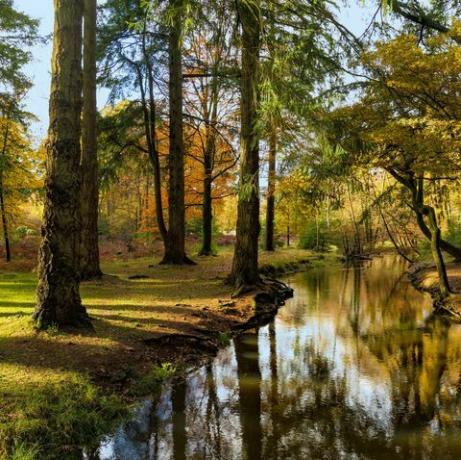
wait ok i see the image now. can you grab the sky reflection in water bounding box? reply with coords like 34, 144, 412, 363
97, 256, 461, 459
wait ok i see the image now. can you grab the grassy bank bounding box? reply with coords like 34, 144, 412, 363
0, 247, 332, 459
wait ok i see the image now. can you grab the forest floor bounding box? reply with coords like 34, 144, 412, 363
0, 246, 333, 459
410, 261, 461, 319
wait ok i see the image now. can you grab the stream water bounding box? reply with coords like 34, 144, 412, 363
93, 255, 461, 459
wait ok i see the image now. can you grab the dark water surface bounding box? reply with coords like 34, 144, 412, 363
94, 256, 461, 459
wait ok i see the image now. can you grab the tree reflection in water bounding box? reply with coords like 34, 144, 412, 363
94, 256, 461, 459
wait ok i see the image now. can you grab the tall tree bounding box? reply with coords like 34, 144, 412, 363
265, 128, 277, 251
161, 0, 194, 264
80, 0, 102, 280
0, 95, 38, 263
184, 0, 239, 256
229, 0, 262, 289
0, 102, 12, 262
98, 2, 166, 259
34, 0, 90, 328
0, 1, 39, 262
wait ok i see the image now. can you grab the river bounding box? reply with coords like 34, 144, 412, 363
93, 255, 461, 459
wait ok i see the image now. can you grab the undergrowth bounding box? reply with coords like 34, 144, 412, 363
1, 374, 127, 460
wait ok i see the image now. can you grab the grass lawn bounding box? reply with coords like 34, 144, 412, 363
0, 247, 326, 459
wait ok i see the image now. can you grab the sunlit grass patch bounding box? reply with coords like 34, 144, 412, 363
0, 372, 127, 460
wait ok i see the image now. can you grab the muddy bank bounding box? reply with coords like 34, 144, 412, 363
408, 262, 461, 320
139, 278, 293, 366
90, 270, 297, 399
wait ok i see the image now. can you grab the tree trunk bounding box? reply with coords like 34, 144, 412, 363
0, 118, 11, 262
137, 63, 169, 252
34, 0, 90, 329
80, 0, 102, 280
201, 166, 213, 256
199, 74, 219, 257
265, 130, 276, 252
161, 0, 193, 265
423, 205, 451, 298
139, 24, 169, 254
229, 0, 261, 289
388, 168, 461, 261
0, 176, 10, 263
416, 206, 461, 260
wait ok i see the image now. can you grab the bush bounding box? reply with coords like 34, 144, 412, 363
1, 375, 127, 460
299, 220, 330, 252
131, 362, 176, 396
14, 226, 36, 241
446, 217, 461, 248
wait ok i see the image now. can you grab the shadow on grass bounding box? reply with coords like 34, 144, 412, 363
0, 304, 229, 374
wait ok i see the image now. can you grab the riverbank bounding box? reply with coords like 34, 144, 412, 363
408, 262, 461, 319
0, 248, 332, 459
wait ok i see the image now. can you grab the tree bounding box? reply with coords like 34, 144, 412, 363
0, 0, 39, 96
0, 102, 13, 262
229, 0, 262, 290
0, 1, 39, 262
323, 32, 461, 294
183, 1, 239, 256
161, 0, 194, 264
265, 129, 277, 251
80, 0, 102, 280
34, 0, 90, 328
258, 0, 341, 252
0, 96, 39, 262
98, 0, 170, 261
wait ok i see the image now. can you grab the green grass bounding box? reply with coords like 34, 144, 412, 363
217, 331, 231, 347
2, 375, 127, 460
131, 362, 177, 397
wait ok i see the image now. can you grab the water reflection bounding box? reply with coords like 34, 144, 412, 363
96, 256, 461, 459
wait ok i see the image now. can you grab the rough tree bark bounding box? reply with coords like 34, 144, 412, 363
161, 0, 194, 265
265, 130, 276, 252
34, 0, 90, 328
0, 115, 11, 262
137, 22, 170, 256
201, 148, 214, 256
229, 0, 261, 289
423, 204, 451, 298
199, 71, 219, 256
80, 0, 102, 280
0, 177, 10, 263
388, 169, 461, 261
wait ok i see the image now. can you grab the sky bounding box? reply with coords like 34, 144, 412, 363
15, 0, 377, 143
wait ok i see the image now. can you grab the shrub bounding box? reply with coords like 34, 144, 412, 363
299, 220, 330, 251
1, 375, 126, 460
446, 217, 461, 249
